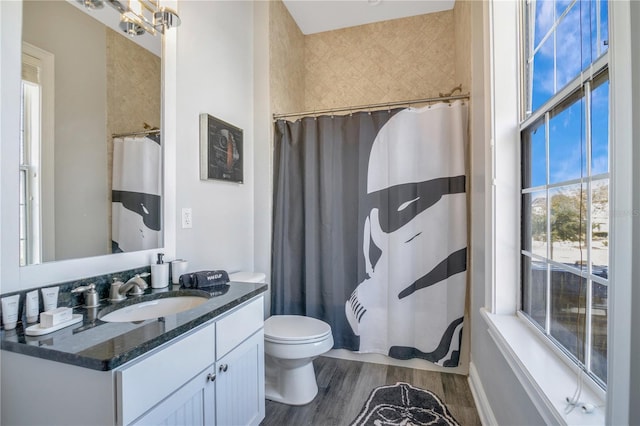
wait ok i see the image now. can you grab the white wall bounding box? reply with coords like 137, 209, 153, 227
608, 1, 640, 423
252, 1, 272, 282
631, 5, 640, 423
174, 0, 266, 274
1, 0, 23, 290
632, 0, 640, 399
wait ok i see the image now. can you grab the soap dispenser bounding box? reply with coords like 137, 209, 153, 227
151, 253, 169, 288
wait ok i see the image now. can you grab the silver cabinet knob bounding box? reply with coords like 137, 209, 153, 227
206, 373, 216, 382
219, 364, 228, 372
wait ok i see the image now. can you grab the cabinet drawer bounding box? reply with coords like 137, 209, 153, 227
117, 322, 215, 425
216, 297, 263, 359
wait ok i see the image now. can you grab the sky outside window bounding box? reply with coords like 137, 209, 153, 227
529, 0, 609, 110
528, 0, 609, 188
555, 5, 582, 89
548, 97, 585, 185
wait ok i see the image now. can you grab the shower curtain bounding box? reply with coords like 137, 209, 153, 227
272, 102, 468, 367
112, 134, 162, 253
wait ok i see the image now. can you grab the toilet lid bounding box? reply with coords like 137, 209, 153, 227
264, 315, 331, 343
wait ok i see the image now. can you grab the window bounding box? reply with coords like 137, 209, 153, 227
20, 54, 43, 266
520, 0, 609, 388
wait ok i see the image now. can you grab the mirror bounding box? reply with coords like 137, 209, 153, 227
20, 0, 162, 266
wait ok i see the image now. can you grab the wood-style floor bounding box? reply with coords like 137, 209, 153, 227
260, 356, 481, 426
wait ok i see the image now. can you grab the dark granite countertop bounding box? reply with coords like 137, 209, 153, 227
0, 282, 267, 371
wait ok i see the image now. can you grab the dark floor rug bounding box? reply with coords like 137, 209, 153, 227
350, 382, 461, 426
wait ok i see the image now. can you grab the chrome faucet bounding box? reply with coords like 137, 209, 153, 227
109, 273, 149, 302
126, 273, 150, 291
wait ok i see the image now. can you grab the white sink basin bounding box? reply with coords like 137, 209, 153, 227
99, 296, 208, 322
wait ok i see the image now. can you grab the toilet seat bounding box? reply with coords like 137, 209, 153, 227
265, 315, 331, 344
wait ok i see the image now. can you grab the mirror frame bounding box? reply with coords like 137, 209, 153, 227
0, 0, 176, 294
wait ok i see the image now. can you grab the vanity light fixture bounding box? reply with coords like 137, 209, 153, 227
80, 0, 105, 9
119, 18, 146, 36
77, 0, 181, 36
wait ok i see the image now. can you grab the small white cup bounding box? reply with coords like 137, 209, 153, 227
171, 260, 188, 285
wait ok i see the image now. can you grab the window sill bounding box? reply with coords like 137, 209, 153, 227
480, 308, 605, 426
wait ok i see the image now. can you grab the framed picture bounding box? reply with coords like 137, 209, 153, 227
199, 113, 243, 183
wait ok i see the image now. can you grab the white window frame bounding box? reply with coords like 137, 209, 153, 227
481, 1, 635, 425
519, 0, 610, 387
20, 75, 42, 265
20, 43, 55, 265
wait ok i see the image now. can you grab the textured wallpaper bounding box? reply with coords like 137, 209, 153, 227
106, 28, 161, 139
269, 1, 465, 116
454, 1, 472, 94
269, 0, 305, 116
303, 11, 457, 112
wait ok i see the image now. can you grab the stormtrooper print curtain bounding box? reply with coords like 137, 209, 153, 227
112, 134, 162, 253
272, 101, 468, 367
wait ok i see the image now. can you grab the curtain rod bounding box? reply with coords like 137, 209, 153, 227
112, 129, 160, 138
272, 93, 470, 121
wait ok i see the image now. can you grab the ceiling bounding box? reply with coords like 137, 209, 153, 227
282, 0, 455, 35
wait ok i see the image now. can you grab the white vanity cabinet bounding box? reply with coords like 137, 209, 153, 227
0, 295, 265, 426
121, 296, 265, 426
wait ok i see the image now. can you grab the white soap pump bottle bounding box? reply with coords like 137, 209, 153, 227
151, 253, 169, 288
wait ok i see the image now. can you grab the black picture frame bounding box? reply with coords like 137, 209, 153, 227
199, 113, 243, 183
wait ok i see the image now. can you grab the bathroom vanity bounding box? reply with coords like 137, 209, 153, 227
0, 282, 266, 426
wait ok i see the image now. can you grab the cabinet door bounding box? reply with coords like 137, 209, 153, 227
118, 322, 216, 425
132, 365, 216, 426
215, 330, 265, 426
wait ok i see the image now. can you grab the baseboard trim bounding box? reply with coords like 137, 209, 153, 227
468, 361, 498, 426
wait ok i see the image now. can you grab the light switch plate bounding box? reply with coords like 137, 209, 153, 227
181, 208, 193, 228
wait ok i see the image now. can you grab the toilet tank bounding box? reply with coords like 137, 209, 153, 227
229, 272, 266, 283
229, 272, 269, 318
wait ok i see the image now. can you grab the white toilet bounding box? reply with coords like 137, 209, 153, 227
229, 272, 334, 406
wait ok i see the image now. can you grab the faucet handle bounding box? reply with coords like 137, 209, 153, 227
109, 280, 126, 302
71, 283, 96, 293
72, 283, 100, 307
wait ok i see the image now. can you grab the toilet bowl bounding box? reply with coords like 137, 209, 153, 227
229, 272, 334, 406
264, 315, 334, 405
